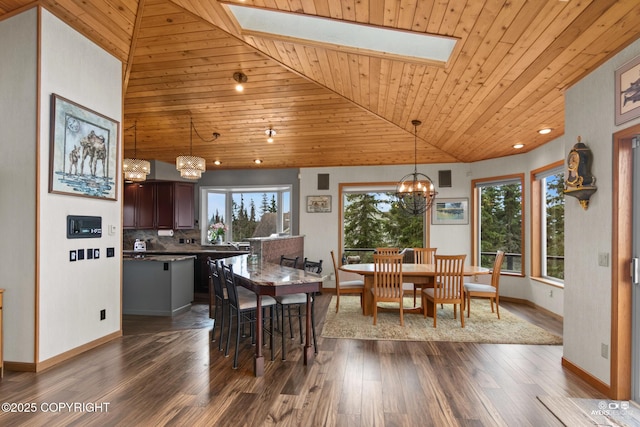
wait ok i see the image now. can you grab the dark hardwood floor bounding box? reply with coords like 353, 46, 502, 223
0, 294, 603, 426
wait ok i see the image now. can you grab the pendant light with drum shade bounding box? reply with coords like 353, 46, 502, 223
123, 121, 150, 182
176, 117, 207, 180
395, 120, 438, 215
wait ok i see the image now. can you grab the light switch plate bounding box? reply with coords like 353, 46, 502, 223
598, 252, 609, 267
94, 249, 100, 259
69, 250, 77, 262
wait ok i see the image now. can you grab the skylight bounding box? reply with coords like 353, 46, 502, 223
225, 4, 457, 66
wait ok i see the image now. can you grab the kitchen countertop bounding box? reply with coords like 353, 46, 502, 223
123, 248, 249, 255
124, 254, 197, 262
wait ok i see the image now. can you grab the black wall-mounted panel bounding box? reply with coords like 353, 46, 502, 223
438, 170, 452, 188
67, 215, 102, 239
317, 174, 330, 190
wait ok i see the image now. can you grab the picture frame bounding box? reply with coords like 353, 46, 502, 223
431, 198, 469, 225
615, 55, 640, 125
49, 94, 119, 200
307, 195, 331, 213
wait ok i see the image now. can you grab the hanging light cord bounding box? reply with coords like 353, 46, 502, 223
191, 117, 221, 144
124, 122, 138, 157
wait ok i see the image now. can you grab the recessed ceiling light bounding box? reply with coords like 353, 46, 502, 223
254, 159, 262, 164
513, 143, 525, 149
213, 160, 221, 166
538, 128, 552, 135
233, 72, 247, 92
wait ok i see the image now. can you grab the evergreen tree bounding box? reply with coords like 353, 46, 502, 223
546, 173, 565, 279
270, 195, 277, 213
343, 193, 385, 251
260, 193, 269, 216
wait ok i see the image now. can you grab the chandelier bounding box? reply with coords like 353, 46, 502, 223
176, 118, 210, 180
123, 121, 150, 182
395, 119, 437, 215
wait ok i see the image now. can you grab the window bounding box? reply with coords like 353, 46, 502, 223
201, 186, 291, 244
472, 174, 524, 274
531, 161, 564, 282
340, 183, 427, 263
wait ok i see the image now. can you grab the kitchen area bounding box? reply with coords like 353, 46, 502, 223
122, 179, 304, 316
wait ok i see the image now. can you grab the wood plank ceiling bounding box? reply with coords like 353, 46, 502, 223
3, 0, 640, 169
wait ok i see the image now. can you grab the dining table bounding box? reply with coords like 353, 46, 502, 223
222, 254, 323, 377
339, 262, 490, 316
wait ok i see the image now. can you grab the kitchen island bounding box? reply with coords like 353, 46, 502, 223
123, 254, 196, 316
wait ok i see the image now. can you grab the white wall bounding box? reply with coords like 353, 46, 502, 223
562, 38, 640, 385
0, 8, 38, 363
299, 163, 474, 272
37, 10, 122, 362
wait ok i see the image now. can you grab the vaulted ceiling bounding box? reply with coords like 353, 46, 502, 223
3, 0, 640, 169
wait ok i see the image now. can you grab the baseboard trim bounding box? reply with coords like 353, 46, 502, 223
4, 361, 36, 372
500, 296, 563, 321
561, 357, 611, 397
30, 330, 121, 373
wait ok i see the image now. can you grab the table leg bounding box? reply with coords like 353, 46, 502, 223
303, 293, 314, 365
254, 294, 264, 377
362, 276, 374, 316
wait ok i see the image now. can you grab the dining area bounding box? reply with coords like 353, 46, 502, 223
336, 247, 503, 328
208, 253, 324, 377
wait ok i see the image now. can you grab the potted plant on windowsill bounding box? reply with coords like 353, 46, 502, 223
208, 222, 227, 244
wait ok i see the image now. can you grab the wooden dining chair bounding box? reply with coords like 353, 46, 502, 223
371, 253, 405, 326
330, 250, 364, 313
422, 254, 466, 328
464, 250, 505, 319
375, 247, 400, 255
411, 247, 437, 307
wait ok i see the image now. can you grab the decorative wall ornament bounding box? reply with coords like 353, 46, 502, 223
564, 136, 597, 210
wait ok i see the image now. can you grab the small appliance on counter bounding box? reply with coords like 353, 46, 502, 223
133, 239, 147, 257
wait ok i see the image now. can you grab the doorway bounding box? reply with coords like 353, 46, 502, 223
612, 123, 640, 400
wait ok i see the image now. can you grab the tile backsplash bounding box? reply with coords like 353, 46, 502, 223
123, 229, 204, 251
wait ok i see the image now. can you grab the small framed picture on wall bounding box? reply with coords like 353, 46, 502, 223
307, 195, 331, 213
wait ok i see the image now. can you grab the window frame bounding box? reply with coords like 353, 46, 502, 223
199, 184, 292, 244
471, 173, 525, 276
530, 160, 565, 287
338, 181, 431, 257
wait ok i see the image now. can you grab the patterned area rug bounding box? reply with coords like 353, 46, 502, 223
537, 396, 640, 426
321, 296, 563, 344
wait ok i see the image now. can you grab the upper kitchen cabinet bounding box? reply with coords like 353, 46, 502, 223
124, 182, 194, 230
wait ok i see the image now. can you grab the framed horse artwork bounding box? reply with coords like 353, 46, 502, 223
49, 94, 119, 200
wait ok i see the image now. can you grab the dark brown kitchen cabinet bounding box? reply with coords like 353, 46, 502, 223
123, 181, 194, 229
155, 182, 174, 229
123, 182, 155, 229
174, 182, 194, 229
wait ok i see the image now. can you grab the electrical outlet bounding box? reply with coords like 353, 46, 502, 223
601, 343, 609, 359
548, 289, 553, 297
100, 309, 106, 320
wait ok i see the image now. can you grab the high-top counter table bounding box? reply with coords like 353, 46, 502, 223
123, 255, 196, 316
222, 254, 322, 377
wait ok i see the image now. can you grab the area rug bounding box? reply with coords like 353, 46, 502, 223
321, 296, 563, 344
537, 396, 640, 426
